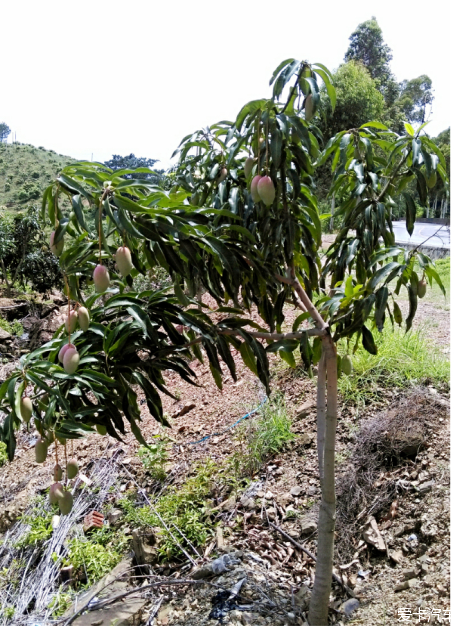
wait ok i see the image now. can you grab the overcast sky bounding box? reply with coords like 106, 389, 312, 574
1, 0, 451, 169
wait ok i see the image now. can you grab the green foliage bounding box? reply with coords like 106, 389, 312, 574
138, 436, 169, 481
320, 61, 385, 139
65, 537, 121, 584
0, 142, 73, 209
0, 317, 23, 337
338, 322, 450, 406
0, 441, 7, 466
0, 58, 448, 464
48, 586, 73, 619
15, 506, 53, 548
0, 123, 11, 143
345, 17, 393, 88
229, 395, 295, 477
119, 460, 217, 560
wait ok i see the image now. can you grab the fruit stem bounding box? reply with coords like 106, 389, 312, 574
257, 112, 261, 176
64, 275, 71, 345
53, 434, 59, 467
54, 187, 59, 229
64, 440, 68, 484
265, 115, 269, 173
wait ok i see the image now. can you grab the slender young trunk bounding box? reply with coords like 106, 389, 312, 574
0, 259, 12, 297
316, 352, 327, 487
309, 335, 338, 626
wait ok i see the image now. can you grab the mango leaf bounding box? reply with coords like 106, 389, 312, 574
361, 325, 377, 355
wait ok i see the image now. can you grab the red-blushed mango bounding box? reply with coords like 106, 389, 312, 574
251, 175, 262, 203
217, 168, 228, 183
115, 247, 133, 277
244, 157, 255, 179
59, 491, 73, 515
54, 464, 63, 481
50, 482, 65, 505
257, 176, 276, 206
50, 231, 64, 256
35, 438, 48, 463
67, 459, 79, 480
58, 343, 76, 363
20, 396, 33, 422
64, 310, 78, 334
78, 306, 90, 331
93, 264, 110, 293
63, 348, 80, 375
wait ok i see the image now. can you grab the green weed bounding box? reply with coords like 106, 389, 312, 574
229, 394, 295, 477
119, 460, 217, 561
65, 537, 121, 585
338, 322, 450, 407
48, 586, 73, 619
0, 317, 23, 337
0, 442, 7, 466
137, 436, 169, 481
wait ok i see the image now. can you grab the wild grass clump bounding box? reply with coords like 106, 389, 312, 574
119, 460, 217, 560
338, 322, 449, 406
229, 394, 295, 477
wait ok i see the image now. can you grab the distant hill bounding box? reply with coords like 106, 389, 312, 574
0, 143, 75, 210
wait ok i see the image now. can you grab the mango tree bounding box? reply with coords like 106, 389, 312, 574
0, 59, 447, 625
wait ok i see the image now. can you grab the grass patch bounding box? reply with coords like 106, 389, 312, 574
137, 436, 169, 481
229, 394, 295, 477
119, 459, 218, 561
338, 322, 449, 407
64, 536, 121, 585
0, 317, 23, 337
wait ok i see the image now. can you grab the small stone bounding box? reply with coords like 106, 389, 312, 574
242, 611, 255, 625
342, 598, 360, 616
300, 516, 317, 537
295, 402, 314, 420
290, 486, 303, 497
390, 550, 404, 564
107, 509, 124, 526
191, 564, 214, 579
403, 568, 420, 579
408, 578, 419, 588
229, 610, 242, 622
395, 581, 410, 592
264, 491, 274, 500
265, 507, 277, 520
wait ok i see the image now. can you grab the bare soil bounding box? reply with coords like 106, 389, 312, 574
0, 288, 450, 626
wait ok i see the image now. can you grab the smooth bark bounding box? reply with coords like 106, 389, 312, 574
309, 334, 338, 626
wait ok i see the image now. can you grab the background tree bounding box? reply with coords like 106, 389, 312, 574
398, 75, 434, 124
103, 153, 171, 188
0, 207, 62, 296
0, 59, 447, 625
0, 122, 11, 143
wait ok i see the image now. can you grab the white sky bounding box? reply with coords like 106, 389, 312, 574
1, 0, 451, 169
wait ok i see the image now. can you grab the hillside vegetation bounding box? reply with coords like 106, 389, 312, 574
0, 143, 74, 209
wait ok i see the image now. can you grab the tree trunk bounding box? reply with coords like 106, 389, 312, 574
309, 335, 338, 626
0, 259, 12, 297
329, 195, 335, 232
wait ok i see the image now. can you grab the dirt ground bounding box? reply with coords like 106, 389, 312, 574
0, 285, 450, 626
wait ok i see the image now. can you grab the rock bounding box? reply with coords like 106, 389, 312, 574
265, 507, 277, 520
131, 529, 157, 566
64, 557, 148, 626
172, 403, 196, 418
294, 584, 311, 611
403, 567, 420, 579
264, 491, 274, 500
342, 598, 360, 616
191, 564, 214, 579
242, 611, 256, 625
240, 496, 255, 510
218, 495, 236, 512
300, 516, 317, 537
279, 493, 294, 506
290, 485, 303, 497
363, 516, 386, 551
229, 610, 242, 622
295, 401, 314, 420
395, 581, 410, 592
408, 578, 419, 588
390, 550, 404, 564
0, 328, 12, 340
418, 481, 434, 494
297, 434, 314, 446
108, 509, 124, 526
